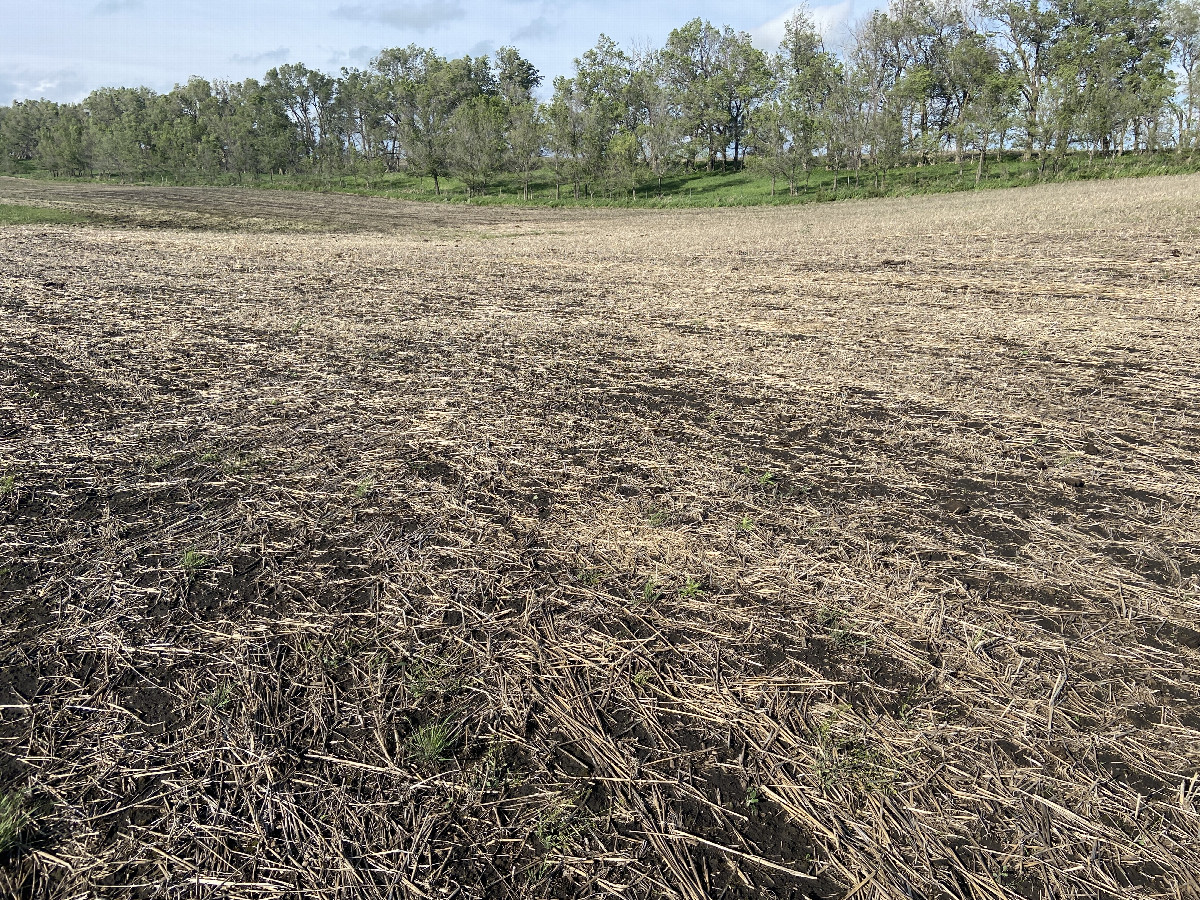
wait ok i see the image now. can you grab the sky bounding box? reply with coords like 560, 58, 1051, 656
0, 0, 880, 106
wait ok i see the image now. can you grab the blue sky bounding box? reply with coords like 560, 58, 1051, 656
0, 0, 873, 106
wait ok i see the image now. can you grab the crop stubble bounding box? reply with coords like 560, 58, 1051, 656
1, 175, 1199, 898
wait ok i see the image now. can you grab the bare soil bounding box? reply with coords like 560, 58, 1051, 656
1, 174, 1199, 899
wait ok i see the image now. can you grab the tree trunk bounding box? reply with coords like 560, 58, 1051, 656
433, 172, 440, 196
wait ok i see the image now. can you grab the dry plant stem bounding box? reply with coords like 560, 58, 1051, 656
0, 174, 1199, 899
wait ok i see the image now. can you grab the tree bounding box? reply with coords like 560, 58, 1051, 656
372, 47, 494, 194
770, 7, 841, 190
449, 95, 507, 195
941, 26, 1011, 168
0, 101, 54, 171
81, 86, 156, 176
211, 78, 296, 177
627, 46, 684, 192
1168, 0, 1200, 149
981, 0, 1058, 157
1049, 0, 1173, 156
720, 28, 773, 167
853, 0, 992, 164
663, 19, 726, 169
547, 75, 588, 199
573, 35, 634, 193
850, 12, 906, 181
825, 73, 871, 190
338, 67, 389, 178
507, 101, 546, 199
35, 104, 87, 176
606, 130, 641, 194
263, 64, 342, 170
147, 79, 226, 177
663, 19, 771, 169
495, 46, 543, 105
960, 58, 1020, 180
748, 100, 798, 195
0, 106, 9, 171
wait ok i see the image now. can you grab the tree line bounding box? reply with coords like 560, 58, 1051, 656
2, 0, 1199, 199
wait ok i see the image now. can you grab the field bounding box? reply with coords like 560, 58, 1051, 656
1, 173, 1199, 899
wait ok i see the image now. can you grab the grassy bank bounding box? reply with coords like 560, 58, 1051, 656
6, 150, 1200, 209
0, 203, 89, 226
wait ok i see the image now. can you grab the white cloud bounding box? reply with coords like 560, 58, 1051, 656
333, 1, 466, 32
327, 45, 379, 68
92, 0, 143, 14
751, 0, 862, 51
0, 68, 88, 104
512, 16, 555, 42
229, 47, 291, 66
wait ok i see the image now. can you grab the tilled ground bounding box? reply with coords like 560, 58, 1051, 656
1, 175, 1199, 899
